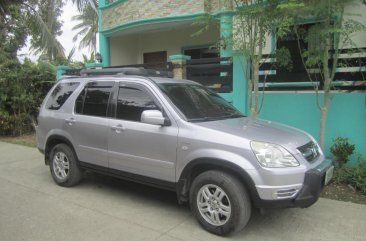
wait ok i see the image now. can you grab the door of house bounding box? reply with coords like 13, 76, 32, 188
143, 51, 167, 64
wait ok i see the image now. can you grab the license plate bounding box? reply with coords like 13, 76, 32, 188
324, 165, 334, 185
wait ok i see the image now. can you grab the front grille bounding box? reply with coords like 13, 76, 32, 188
298, 141, 319, 162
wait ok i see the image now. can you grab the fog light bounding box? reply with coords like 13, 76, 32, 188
274, 188, 299, 199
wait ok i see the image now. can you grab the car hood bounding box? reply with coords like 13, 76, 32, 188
194, 117, 312, 149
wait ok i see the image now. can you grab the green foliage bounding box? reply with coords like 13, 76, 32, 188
333, 157, 366, 195
230, 0, 290, 117
0, 3, 28, 62
71, 0, 98, 12
0, 0, 65, 62
0, 59, 54, 136
28, 0, 65, 60
277, 0, 366, 149
330, 137, 355, 166
0, 114, 33, 136
276, 47, 293, 71
72, 5, 98, 52
82, 52, 95, 64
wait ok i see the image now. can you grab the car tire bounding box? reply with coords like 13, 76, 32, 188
49, 143, 82, 187
189, 170, 251, 236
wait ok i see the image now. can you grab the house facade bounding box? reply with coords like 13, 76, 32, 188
99, 0, 228, 65
96, 0, 366, 158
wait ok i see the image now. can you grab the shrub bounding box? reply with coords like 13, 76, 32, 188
0, 114, 33, 136
330, 137, 355, 167
333, 156, 366, 195
0, 59, 54, 136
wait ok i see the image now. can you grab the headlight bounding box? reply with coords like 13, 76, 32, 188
250, 141, 299, 168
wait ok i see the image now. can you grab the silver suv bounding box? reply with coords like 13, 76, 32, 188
37, 68, 334, 236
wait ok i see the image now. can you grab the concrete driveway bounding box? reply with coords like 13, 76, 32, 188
0, 141, 365, 241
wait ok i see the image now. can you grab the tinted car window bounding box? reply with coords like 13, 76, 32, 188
159, 83, 243, 122
75, 82, 113, 117
46, 82, 80, 110
75, 89, 85, 114
117, 86, 159, 122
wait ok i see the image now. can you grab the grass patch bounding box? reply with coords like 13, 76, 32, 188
0, 133, 37, 147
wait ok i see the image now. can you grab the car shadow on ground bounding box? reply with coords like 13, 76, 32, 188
78, 171, 289, 233
81, 171, 184, 208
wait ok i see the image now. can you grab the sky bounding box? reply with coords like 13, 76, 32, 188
18, 0, 93, 62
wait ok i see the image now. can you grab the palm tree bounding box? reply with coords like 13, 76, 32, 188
0, 0, 65, 60
29, 0, 66, 60
72, 5, 98, 53
0, 0, 98, 62
71, 0, 98, 12
30, 0, 99, 60
0, 0, 22, 20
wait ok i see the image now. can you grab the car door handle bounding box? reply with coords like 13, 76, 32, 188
111, 124, 125, 133
65, 118, 76, 125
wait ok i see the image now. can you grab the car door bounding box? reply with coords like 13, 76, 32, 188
64, 81, 114, 168
108, 82, 178, 183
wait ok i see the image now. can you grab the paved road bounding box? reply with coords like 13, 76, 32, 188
0, 141, 365, 241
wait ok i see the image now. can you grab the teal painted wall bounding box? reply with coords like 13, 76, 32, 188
56, 65, 71, 80
257, 92, 366, 160
232, 53, 248, 114
98, 34, 110, 67
98, 0, 110, 67
219, 13, 233, 58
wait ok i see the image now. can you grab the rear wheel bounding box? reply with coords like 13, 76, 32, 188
189, 170, 251, 236
49, 143, 82, 187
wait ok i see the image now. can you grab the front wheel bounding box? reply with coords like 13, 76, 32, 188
189, 170, 251, 236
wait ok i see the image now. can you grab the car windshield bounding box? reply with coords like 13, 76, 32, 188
158, 83, 244, 122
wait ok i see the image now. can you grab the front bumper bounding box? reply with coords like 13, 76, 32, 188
253, 159, 333, 209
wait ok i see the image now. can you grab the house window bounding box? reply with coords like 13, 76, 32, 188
275, 23, 316, 83
184, 46, 232, 93
267, 22, 366, 91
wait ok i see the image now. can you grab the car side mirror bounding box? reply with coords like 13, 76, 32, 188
141, 110, 170, 126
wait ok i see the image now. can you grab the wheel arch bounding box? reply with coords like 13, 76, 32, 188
176, 158, 260, 205
45, 135, 78, 165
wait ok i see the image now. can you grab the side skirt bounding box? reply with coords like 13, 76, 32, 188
78, 161, 177, 192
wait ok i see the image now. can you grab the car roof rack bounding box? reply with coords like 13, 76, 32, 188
80, 67, 173, 78
59, 75, 80, 80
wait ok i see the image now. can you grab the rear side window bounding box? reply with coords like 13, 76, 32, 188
75, 81, 114, 117
45, 82, 80, 110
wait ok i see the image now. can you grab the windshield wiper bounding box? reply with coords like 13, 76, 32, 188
188, 113, 245, 122
223, 113, 245, 119
188, 117, 223, 122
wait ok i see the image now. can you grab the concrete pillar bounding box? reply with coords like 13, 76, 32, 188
219, 13, 233, 58
99, 33, 110, 67
169, 54, 191, 80
98, 0, 110, 67
219, 12, 233, 90
219, 11, 249, 115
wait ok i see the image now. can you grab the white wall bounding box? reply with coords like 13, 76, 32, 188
110, 35, 138, 65
109, 25, 220, 66
343, 2, 366, 49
